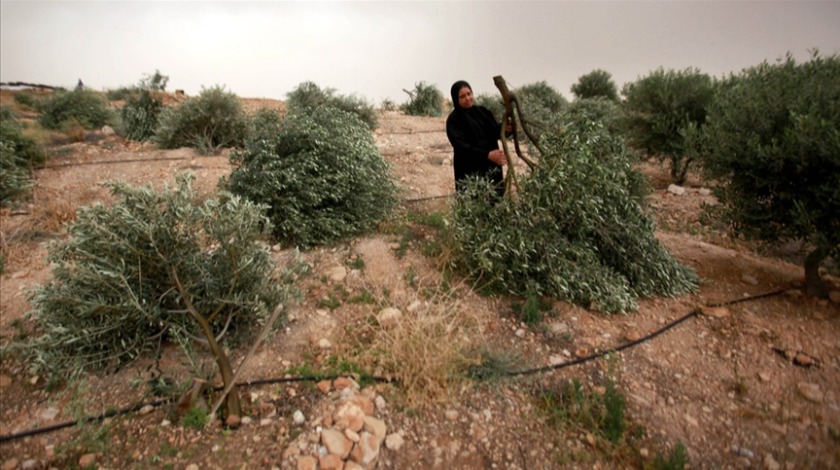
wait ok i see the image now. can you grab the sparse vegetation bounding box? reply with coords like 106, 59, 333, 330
119, 70, 169, 141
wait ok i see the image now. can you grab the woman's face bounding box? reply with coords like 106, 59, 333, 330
458, 86, 474, 109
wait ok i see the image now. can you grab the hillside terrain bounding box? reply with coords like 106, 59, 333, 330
0, 92, 838, 469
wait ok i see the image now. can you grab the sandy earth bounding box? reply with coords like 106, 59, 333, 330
0, 93, 839, 469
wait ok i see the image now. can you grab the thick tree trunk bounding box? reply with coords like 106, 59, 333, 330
804, 247, 829, 298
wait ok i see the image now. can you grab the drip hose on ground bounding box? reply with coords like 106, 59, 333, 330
0, 288, 786, 444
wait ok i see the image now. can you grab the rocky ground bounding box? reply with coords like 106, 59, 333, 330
1, 93, 839, 469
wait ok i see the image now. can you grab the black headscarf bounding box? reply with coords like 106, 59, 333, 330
450, 80, 472, 111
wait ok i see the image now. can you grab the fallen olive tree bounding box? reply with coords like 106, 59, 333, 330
20, 174, 293, 421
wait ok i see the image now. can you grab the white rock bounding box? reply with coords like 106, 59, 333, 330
318, 338, 332, 349
376, 307, 402, 328
327, 266, 347, 283
385, 432, 405, 450
293, 410, 306, 425
40, 407, 60, 420
667, 184, 686, 196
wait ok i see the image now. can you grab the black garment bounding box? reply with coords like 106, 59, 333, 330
446, 83, 505, 196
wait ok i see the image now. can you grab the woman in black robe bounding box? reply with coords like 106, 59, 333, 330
445, 80, 509, 198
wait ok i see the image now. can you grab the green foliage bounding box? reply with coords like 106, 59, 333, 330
141, 69, 169, 92
571, 69, 619, 101
650, 442, 689, 470
451, 118, 696, 313
538, 378, 627, 444
620, 67, 714, 184
13, 92, 41, 109
23, 174, 287, 377
106, 86, 139, 102
401, 81, 444, 117
286, 81, 378, 130
154, 86, 248, 154
475, 93, 504, 119
697, 53, 840, 281
513, 81, 568, 142
37, 88, 114, 130
180, 407, 209, 429
226, 106, 398, 248
563, 98, 625, 144
1, 107, 46, 204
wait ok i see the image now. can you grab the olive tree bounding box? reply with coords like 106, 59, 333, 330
225, 106, 397, 248
25, 175, 289, 420
621, 68, 714, 184
571, 69, 619, 101
451, 117, 697, 313
697, 52, 840, 297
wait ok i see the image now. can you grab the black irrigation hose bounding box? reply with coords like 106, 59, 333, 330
44, 156, 191, 169
0, 289, 787, 444
505, 287, 788, 377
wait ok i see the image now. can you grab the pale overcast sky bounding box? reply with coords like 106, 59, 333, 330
1, 1, 838, 104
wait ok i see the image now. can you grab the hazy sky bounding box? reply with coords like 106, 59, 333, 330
2, 1, 838, 104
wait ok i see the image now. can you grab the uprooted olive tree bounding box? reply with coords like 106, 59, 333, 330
22, 174, 292, 421
224, 106, 398, 248
451, 83, 698, 313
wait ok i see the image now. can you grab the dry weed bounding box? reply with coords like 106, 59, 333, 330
341, 277, 488, 407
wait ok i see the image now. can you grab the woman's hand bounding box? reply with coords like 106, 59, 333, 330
488, 149, 508, 166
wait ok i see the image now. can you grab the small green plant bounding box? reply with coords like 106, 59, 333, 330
650, 441, 689, 470
13, 92, 40, 109
1, 106, 47, 205
180, 407, 209, 429
401, 81, 444, 117
466, 348, 522, 382
538, 377, 628, 445
348, 289, 376, 305
511, 290, 548, 326
348, 257, 365, 270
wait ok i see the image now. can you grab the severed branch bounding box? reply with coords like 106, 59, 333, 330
493, 75, 543, 196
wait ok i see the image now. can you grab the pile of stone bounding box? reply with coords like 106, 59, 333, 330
281, 377, 404, 470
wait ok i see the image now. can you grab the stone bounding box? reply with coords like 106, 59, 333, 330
321, 428, 353, 459
374, 395, 387, 412
226, 414, 242, 428
355, 431, 382, 465
333, 377, 359, 390
40, 407, 60, 420
699, 188, 712, 196
1, 459, 19, 470
684, 413, 699, 427
344, 461, 364, 470
317, 380, 332, 394
741, 274, 759, 285
327, 266, 347, 283
546, 322, 569, 335
351, 395, 375, 416
385, 432, 405, 450
0, 375, 11, 388
318, 338, 332, 349
101, 125, 115, 136
297, 455, 317, 470
701, 306, 731, 318
293, 410, 305, 425
319, 453, 344, 470
667, 184, 686, 196
185, 464, 199, 470
345, 428, 360, 442
376, 307, 402, 328
363, 415, 387, 441
20, 461, 36, 470
78, 453, 96, 467
758, 372, 771, 382
764, 453, 781, 470
797, 382, 824, 403
335, 402, 366, 432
